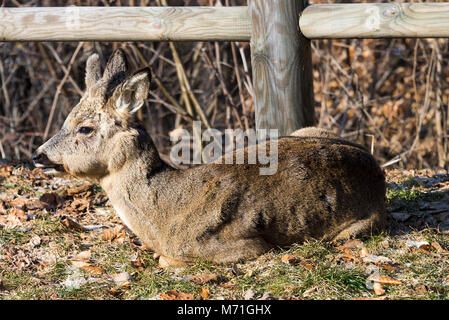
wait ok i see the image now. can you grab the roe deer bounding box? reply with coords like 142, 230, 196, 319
33, 49, 386, 267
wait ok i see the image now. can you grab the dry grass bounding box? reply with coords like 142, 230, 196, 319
0, 162, 448, 300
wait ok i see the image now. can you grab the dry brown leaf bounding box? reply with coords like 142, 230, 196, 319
431, 241, 444, 253
0, 201, 6, 214
418, 247, 431, 255
10, 207, 27, 220
199, 287, 210, 300
0, 278, 6, 291
130, 256, 145, 270
75, 250, 92, 261
160, 289, 194, 300
0, 193, 14, 202
71, 260, 90, 268
25, 198, 44, 210
39, 192, 62, 209
219, 281, 237, 290
70, 199, 90, 213
370, 275, 402, 285
281, 254, 300, 265
299, 260, 315, 270
342, 239, 364, 248
112, 272, 131, 287
102, 225, 126, 243
61, 216, 85, 231
189, 273, 223, 285
373, 282, 386, 296
67, 184, 92, 196
341, 253, 360, 263
359, 247, 369, 257
71, 260, 104, 274
414, 285, 428, 294
82, 265, 104, 275
0, 165, 12, 178
9, 198, 26, 209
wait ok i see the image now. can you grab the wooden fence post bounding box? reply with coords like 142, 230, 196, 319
249, 0, 314, 135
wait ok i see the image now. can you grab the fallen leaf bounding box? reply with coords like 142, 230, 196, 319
302, 286, 318, 298
414, 285, 428, 294
431, 241, 444, 253
102, 225, 126, 243
82, 265, 104, 275
369, 275, 402, 285
341, 253, 359, 263
112, 272, 131, 287
61, 216, 85, 231
10, 208, 27, 221
405, 240, 429, 249
9, 197, 26, 209
362, 254, 392, 265
39, 193, 62, 209
0, 165, 12, 178
67, 184, 92, 196
0, 278, 6, 291
160, 289, 194, 300
75, 250, 92, 261
71, 260, 90, 268
0, 201, 6, 214
199, 287, 210, 300
360, 247, 369, 257
0, 193, 14, 202
243, 288, 256, 300
281, 254, 300, 265
342, 239, 364, 248
418, 247, 431, 255
299, 260, 315, 270
130, 256, 145, 270
258, 292, 276, 300
220, 281, 237, 290
231, 263, 242, 276
70, 199, 90, 213
25, 198, 44, 210
188, 273, 223, 285
373, 282, 386, 296
71, 260, 104, 275
28, 235, 41, 248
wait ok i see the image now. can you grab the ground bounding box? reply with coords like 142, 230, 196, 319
0, 162, 448, 300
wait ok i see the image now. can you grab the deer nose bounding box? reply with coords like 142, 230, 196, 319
32, 152, 49, 165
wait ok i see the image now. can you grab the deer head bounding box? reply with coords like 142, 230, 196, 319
33, 49, 152, 180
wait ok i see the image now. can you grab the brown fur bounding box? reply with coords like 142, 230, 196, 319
34, 50, 386, 266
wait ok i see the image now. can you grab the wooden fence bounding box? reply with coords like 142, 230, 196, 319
1, 1, 447, 135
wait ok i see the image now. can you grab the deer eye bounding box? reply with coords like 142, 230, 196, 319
78, 126, 94, 135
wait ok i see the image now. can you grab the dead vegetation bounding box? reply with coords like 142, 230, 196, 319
1, 0, 449, 300
0, 162, 448, 300
0, 0, 448, 170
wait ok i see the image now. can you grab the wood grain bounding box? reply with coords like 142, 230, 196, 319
300, 3, 449, 39
0, 7, 251, 42
249, 0, 314, 135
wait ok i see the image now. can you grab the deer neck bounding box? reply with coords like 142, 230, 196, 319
98, 135, 172, 251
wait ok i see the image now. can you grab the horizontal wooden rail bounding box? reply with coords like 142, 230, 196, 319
300, 3, 449, 39
0, 7, 251, 42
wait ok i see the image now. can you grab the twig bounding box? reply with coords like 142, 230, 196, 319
43, 42, 83, 141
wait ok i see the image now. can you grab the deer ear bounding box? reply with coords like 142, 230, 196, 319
113, 68, 151, 115
85, 53, 101, 90
103, 49, 128, 85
